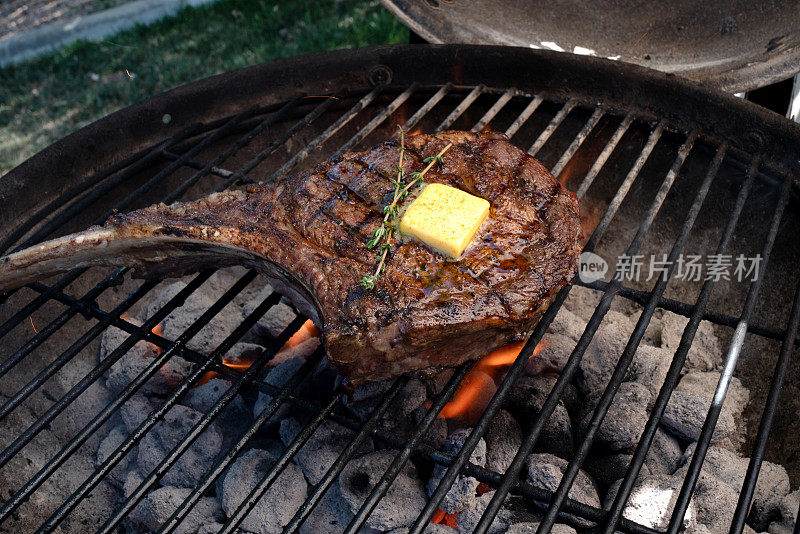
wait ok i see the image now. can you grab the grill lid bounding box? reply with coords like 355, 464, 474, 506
380, 0, 800, 92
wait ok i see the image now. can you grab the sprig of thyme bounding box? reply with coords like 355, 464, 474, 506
360, 132, 453, 289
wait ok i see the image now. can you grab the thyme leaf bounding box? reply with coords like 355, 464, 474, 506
361, 131, 453, 290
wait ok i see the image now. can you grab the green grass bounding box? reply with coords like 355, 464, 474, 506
0, 0, 407, 176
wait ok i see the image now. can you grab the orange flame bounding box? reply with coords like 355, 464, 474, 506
279, 320, 320, 352
432, 509, 458, 528
438, 341, 545, 423
476, 342, 526, 374
220, 359, 253, 371
438, 369, 496, 420
150, 323, 165, 355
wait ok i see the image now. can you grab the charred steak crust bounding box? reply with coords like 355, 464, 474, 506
109, 131, 582, 383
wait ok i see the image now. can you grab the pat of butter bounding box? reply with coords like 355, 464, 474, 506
399, 183, 490, 258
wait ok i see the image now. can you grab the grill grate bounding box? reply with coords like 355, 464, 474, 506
1, 47, 800, 534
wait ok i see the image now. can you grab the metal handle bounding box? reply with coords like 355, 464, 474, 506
788, 73, 800, 122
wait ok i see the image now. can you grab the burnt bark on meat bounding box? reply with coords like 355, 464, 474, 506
0, 131, 582, 384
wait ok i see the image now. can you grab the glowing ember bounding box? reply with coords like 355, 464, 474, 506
438, 341, 545, 423
217, 319, 320, 373
195, 371, 222, 386
431, 508, 458, 528
476, 482, 492, 496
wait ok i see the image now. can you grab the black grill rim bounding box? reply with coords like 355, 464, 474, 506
3, 44, 800, 249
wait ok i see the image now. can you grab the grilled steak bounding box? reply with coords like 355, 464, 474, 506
0, 131, 582, 383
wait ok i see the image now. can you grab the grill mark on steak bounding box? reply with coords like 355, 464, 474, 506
0, 130, 582, 384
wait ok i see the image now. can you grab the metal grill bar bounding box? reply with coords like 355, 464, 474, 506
36, 272, 274, 533
107, 106, 260, 219
343, 361, 474, 534
601, 155, 761, 532
98, 314, 308, 534
469, 127, 693, 534
0, 131, 192, 256
403, 83, 452, 130
666, 168, 794, 534
578, 278, 800, 347
160, 352, 361, 534
585, 121, 665, 251
551, 106, 605, 178
246, 368, 658, 534
268, 87, 384, 182
162, 95, 327, 195
534, 132, 700, 532
528, 99, 577, 155
478, 460, 660, 534
0, 95, 313, 379
0, 270, 249, 522
0, 268, 125, 379
575, 113, 635, 199
18, 280, 292, 408
504, 95, 543, 138
18, 281, 255, 374
218, 394, 342, 534
0, 92, 352, 452
0, 276, 156, 422
218, 96, 338, 188
209, 358, 657, 534
412, 301, 568, 533
0, 270, 217, 516
16, 126, 203, 255
0, 150, 147, 254
434, 84, 485, 132
160, 151, 234, 179
471, 88, 517, 132
0, 105, 298, 411
0, 267, 86, 332
332, 83, 419, 158
0, 271, 212, 475
730, 280, 800, 533
281, 378, 408, 534
409, 119, 668, 534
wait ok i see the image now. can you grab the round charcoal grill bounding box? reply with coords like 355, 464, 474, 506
1, 45, 800, 534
